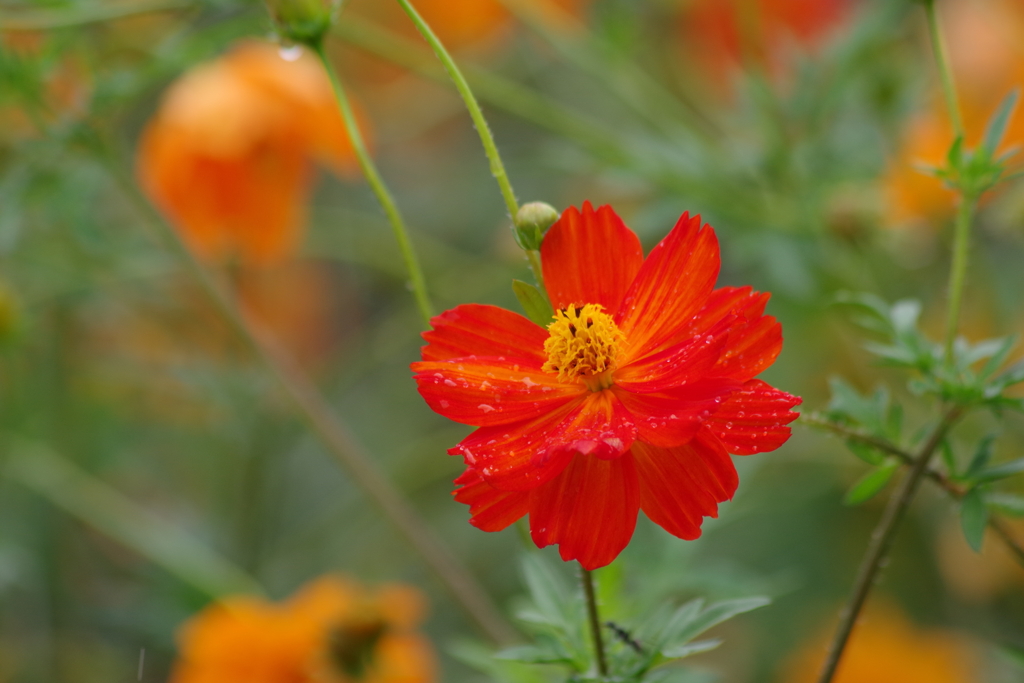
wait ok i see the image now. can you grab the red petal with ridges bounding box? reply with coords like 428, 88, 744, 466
708, 380, 801, 454
631, 431, 739, 540
453, 468, 530, 532
617, 213, 720, 362
413, 359, 582, 426
450, 390, 637, 491
420, 304, 548, 363
541, 202, 644, 313
614, 378, 738, 447
528, 453, 639, 570
712, 315, 782, 381
614, 317, 733, 393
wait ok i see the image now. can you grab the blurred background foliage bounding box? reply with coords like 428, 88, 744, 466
1, 0, 1024, 681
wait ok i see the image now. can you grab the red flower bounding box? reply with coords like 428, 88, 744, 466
412, 203, 800, 569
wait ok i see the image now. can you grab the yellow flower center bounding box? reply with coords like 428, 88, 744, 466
542, 303, 624, 390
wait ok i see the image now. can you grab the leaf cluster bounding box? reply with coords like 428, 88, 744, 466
836, 292, 1024, 410
462, 555, 769, 683
927, 90, 1020, 199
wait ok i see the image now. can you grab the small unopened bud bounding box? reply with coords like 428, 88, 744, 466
513, 201, 559, 251
266, 0, 339, 47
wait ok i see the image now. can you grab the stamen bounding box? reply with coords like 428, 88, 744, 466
542, 303, 623, 390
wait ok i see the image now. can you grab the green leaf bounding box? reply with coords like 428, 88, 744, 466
982, 88, 1020, 155
986, 493, 1024, 517
660, 597, 769, 652
947, 135, 964, 169
960, 488, 989, 552
846, 441, 885, 466
512, 280, 554, 327
520, 554, 573, 628
964, 435, 996, 479
889, 299, 922, 334
940, 440, 958, 478
978, 335, 1017, 379
844, 460, 900, 506
660, 639, 722, 660
973, 457, 1024, 484
494, 644, 573, 665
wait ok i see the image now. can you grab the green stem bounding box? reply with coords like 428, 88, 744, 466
580, 566, 608, 679
943, 194, 978, 364
924, 0, 965, 138
393, 0, 520, 219
815, 406, 963, 683
311, 41, 434, 326
526, 250, 546, 293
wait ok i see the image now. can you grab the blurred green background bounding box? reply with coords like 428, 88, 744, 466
1, 0, 1024, 681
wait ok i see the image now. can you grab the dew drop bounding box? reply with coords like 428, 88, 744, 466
278, 45, 303, 61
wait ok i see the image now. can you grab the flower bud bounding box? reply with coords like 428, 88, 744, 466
266, 0, 339, 47
513, 201, 559, 251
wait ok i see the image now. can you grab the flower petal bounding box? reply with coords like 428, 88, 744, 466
541, 202, 644, 313
528, 453, 640, 570
420, 304, 548, 363
687, 287, 783, 381
614, 316, 733, 393
413, 359, 582, 426
453, 468, 530, 532
707, 380, 801, 454
631, 431, 738, 540
614, 379, 739, 448
616, 213, 720, 361
450, 390, 637, 491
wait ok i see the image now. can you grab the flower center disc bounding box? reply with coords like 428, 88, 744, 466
542, 303, 623, 390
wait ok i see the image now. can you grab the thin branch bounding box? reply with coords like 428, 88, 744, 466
801, 413, 1024, 566
580, 566, 608, 679
312, 41, 434, 326
815, 405, 963, 683
96, 141, 517, 645
393, 0, 519, 218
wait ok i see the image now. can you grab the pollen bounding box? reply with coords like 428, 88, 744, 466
543, 303, 623, 389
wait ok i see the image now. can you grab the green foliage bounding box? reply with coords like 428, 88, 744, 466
930, 89, 1020, 198
472, 555, 769, 683
844, 459, 900, 506
513, 279, 555, 327
959, 488, 989, 552
835, 292, 1024, 410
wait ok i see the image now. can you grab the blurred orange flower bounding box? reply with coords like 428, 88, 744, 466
678, 0, 853, 89
885, 0, 1024, 227
171, 575, 435, 683
781, 605, 977, 683
137, 41, 362, 267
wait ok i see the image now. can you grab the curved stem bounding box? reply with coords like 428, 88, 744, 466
943, 194, 979, 364
393, 0, 520, 219
815, 406, 962, 683
580, 566, 608, 679
924, 0, 965, 138
98, 145, 516, 645
311, 41, 434, 326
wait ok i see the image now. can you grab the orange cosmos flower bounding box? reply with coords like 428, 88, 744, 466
412, 202, 801, 569
782, 605, 977, 683
171, 575, 435, 683
137, 41, 361, 267
678, 0, 853, 88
